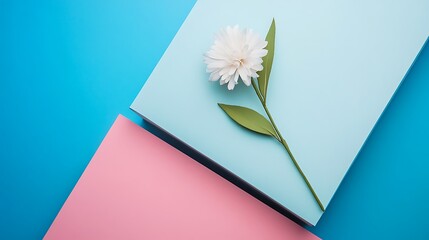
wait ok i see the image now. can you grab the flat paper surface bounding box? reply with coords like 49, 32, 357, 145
44, 115, 318, 240
131, 0, 429, 224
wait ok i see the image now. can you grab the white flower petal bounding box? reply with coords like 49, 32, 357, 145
242, 75, 251, 86
209, 70, 221, 81
233, 71, 240, 83
227, 79, 236, 90
237, 67, 247, 81
252, 64, 263, 71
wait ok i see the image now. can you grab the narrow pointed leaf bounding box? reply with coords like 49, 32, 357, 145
218, 103, 277, 138
257, 18, 275, 103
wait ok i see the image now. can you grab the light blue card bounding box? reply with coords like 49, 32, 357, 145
131, 0, 429, 225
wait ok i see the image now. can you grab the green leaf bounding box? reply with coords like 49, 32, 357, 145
257, 18, 276, 103
218, 103, 278, 138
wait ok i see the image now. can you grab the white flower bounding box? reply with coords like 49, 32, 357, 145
204, 25, 268, 90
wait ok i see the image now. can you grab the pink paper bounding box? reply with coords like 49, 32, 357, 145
44, 115, 319, 240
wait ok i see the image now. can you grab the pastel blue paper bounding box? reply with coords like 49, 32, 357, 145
131, 0, 429, 225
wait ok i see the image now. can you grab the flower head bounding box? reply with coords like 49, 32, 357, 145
204, 25, 268, 90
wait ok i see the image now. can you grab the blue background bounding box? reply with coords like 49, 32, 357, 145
0, 0, 428, 239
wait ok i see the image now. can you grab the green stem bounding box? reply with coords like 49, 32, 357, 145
251, 80, 325, 212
